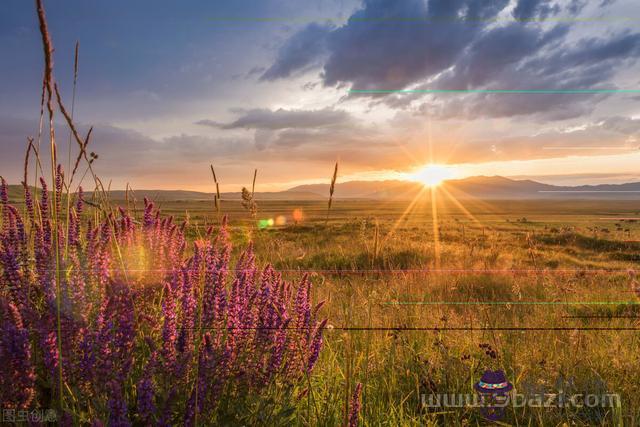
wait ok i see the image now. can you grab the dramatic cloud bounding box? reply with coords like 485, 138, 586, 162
197, 107, 353, 130
512, 0, 561, 20
321, 0, 507, 90
264, 0, 640, 120
196, 107, 361, 150
424, 28, 640, 120
260, 23, 333, 81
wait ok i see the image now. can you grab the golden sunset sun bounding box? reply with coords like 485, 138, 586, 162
407, 164, 457, 187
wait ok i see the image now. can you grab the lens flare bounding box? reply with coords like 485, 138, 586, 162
407, 164, 456, 187
258, 218, 274, 229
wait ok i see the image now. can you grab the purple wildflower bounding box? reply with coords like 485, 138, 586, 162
0, 177, 328, 424
161, 283, 177, 370
136, 376, 156, 423
177, 267, 195, 355
54, 164, 64, 215
0, 300, 35, 408
0, 176, 7, 206
143, 198, 154, 228
23, 182, 35, 224
307, 319, 327, 372
349, 383, 363, 427
107, 381, 131, 427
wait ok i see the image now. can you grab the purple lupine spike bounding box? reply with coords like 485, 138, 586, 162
80, 294, 108, 383
161, 283, 177, 370
22, 182, 35, 224
55, 164, 64, 215
307, 319, 327, 372
0, 300, 35, 408
225, 277, 242, 342
136, 349, 157, 424
0, 176, 8, 206
177, 267, 195, 355
286, 274, 313, 373
68, 209, 79, 247
0, 176, 8, 229
39, 178, 52, 252
33, 225, 55, 306
202, 242, 228, 330
294, 274, 312, 333
348, 383, 363, 427
40, 323, 61, 385
143, 198, 154, 228
112, 283, 135, 375
97, 221, 112, 286
184, 332, 215, 426
84, 224, 97, 281
0, 208, 27, 310
39, 177, 49, 219
107, 381, 131, 427
255, 266, 275, 341
94, 282, 136, 381
136, 377, 156, 423
295, 274, 311, 352
78, 328, 96, 383
76, 186, 84, 215
266, 318, 290, 381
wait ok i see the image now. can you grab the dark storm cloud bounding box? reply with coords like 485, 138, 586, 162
512, 0, 560, 21
322, 0, 510, 90
424, 27, 640, 120
260, 23, 333, 81
263, 0, 640, 119
433, 24, 570, 90
196, 107, 353, 130
262, 0, 511, 90
566, 0, 587, 15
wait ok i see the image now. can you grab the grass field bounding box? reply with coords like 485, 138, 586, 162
5, 181, 640, 425
119, 197, 640, 425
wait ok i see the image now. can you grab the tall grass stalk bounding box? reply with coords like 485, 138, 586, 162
252, 168, 257, 197
64, 42, 79, 259
326, 162, 338, 225
35, 0, 65, 412
210, 164, 221, 221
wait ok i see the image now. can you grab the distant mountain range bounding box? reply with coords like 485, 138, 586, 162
6, 176, 640, 201
288, 176, 640, 200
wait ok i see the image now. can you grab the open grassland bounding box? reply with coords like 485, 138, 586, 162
5, 186, 640, 424
121, 197, 640, 425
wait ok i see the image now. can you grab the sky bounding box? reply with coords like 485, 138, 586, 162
1, 0, 640, 191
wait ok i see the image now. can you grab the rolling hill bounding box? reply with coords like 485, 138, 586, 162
288, 176, 640, 200
4, 176, 640, 202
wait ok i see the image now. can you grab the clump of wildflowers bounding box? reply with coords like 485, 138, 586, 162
0, 177, 327, 423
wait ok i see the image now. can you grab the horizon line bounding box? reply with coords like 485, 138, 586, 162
6, 174, 640, 193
